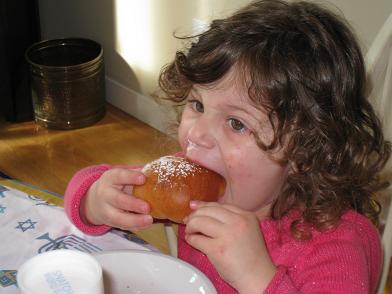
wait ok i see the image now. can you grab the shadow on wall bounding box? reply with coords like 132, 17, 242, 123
38, 0, 142, 93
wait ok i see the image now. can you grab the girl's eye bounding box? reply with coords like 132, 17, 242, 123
228, 118, 247, 132
190, 100, 204, 113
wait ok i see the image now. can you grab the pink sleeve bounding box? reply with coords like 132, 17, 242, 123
64, 164, 112, 235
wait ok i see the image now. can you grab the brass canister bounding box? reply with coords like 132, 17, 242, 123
25, 38, 106, 129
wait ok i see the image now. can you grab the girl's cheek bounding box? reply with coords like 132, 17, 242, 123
178, 111, 197, 148
178, 122, 189, 150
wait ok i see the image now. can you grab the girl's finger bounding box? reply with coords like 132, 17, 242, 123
189, 200, 217, 209
184, 232, 215, 254
109, 190, 150, 214
185, 215, 224, 238
188, 203, 241, 223
105, 208, 153, 230
104, 168, 146, 186
190, 201, 245, 214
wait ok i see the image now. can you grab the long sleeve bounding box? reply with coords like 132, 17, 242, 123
64, 164, 112, 235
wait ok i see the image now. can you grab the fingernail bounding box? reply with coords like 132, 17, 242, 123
142, 203, 150, 214
137, 174, 145, 183
189, 201, 197, 209
143, 215, 153, 224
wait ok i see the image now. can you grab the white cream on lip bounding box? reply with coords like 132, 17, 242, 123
186, 139, 198, 155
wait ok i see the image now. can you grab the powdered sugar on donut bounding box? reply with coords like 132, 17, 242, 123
142, 156, 203, 185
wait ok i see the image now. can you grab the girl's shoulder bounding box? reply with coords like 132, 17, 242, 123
262, 209, 381, 257
262, 210, 382, 293
337, 210, 381, 239
310, 210, 381, 246
262, 210, 382, 289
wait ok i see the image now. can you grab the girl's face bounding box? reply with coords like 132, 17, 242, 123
178, 73, 288, 220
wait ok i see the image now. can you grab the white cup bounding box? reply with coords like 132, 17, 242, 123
17, 249, 104, 294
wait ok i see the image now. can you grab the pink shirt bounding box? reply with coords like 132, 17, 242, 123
64, 164, 382, 293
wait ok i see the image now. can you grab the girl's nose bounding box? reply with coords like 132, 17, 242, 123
187, 117, 216, 150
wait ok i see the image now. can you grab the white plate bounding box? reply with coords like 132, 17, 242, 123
94, 250, 217, 294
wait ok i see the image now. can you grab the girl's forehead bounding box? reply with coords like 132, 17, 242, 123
193, 67, 249, 98
192, 82, 250, 109
192, 73, 266, 113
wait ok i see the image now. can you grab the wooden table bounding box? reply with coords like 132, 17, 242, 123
0, 104, 180, 254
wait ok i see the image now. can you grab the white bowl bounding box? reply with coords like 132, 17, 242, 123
94, 250, 217, 294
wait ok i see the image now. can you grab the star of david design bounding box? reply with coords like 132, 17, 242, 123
0, 205, 6, 214
16, 219, 37, 232
0, 185, 9, 198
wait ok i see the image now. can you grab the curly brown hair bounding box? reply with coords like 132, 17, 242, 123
158, 0, 391, 238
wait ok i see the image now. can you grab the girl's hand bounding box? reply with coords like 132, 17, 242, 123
184, 201, 276, 293
82, 168, 153, 231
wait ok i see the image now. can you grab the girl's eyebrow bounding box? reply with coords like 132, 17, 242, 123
223, 103, 251, 114
222, 103, 264, 125
189, 87, 202, 99
191, 86, 263, 122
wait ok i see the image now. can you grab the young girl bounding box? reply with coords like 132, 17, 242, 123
64, 0, 391, 293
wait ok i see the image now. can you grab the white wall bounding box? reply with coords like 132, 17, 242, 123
314, 0, 392, 52
38, 0, 392, 132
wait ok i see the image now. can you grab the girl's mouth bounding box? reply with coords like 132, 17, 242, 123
184, 139, 229, 200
